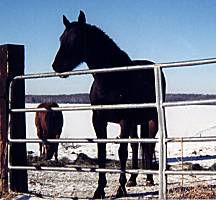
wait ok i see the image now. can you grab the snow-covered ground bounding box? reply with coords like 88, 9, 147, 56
12, 104, 216, 199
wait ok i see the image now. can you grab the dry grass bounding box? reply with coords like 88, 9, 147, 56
168, 185, 216, 199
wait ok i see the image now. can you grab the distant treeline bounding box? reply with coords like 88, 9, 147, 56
166, 93, 216, 102
26, 93, 216, 104
26, 93, 90, 104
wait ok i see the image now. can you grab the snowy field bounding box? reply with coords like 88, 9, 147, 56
12, 104, 216, 199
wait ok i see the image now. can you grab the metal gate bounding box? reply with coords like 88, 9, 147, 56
8, 58, 216, 199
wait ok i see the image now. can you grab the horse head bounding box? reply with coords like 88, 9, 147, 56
52, 10, 130, 76
52, 10, 87, 74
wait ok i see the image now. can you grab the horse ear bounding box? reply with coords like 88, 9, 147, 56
78, 10, 86, 24
63, 15, 70, 28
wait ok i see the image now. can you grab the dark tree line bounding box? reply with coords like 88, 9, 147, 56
166, 93, 216, 103
25, 93, 216, 104
26, 93, 90, 104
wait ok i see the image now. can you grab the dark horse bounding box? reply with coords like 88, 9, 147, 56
52, 11, 166, 198
35, 102, 63, 161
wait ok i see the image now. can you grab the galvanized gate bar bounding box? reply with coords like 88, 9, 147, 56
10, 57, 216, 81
7, 136, 216, 143
10, 98, 216, 113
8, 165, 216, 175
166, 170, 216, 175
166, 136, 216, 142
160, 57, 216, 68
164, 99, 216, 107
8, 138, 159, 143
7, 57, 216, 199
154, 66, 167, 199
10, 102, 157, 113
8, 165, 159, 174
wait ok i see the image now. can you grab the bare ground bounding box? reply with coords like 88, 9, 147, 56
5, 152, 216, 199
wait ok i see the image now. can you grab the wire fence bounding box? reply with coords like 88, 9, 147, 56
8, 57, 216, 199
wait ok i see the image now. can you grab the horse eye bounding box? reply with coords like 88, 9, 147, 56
59, 30, 68, 43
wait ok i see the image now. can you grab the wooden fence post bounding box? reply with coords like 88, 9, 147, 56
0, 44, 28, 193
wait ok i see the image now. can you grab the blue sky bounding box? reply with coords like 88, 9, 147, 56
1, 1, 216, 94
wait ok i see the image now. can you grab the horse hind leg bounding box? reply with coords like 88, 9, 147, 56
126, 124, 138, 187
141, 120, 157, 186
36, 124, 43, 157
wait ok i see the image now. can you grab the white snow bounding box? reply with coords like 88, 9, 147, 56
12, 104, 216, 199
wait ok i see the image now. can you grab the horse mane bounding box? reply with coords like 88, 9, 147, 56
86, 24, 132, 66
89, 24, 121, 50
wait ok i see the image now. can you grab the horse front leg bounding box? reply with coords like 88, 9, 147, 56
92, 111, 107, 199
141, 120, 157, 186
39, 143, 43, 157
54, 143, 59, 161
116, 120, 130, 198
54, 134, 60, 161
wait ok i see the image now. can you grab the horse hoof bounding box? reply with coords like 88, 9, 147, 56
116, 186, 127, 198
146, 180, 154, 186
126, 180, 137, 187
93, 189, 105, 199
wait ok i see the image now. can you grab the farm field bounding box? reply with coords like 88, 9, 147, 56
12, 104, 216, 199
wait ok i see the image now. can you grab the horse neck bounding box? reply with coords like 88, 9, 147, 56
85, 26, 132, 69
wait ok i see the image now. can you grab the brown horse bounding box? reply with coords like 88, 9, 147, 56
35, 102, 63, 161
52, 11, 166, 198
